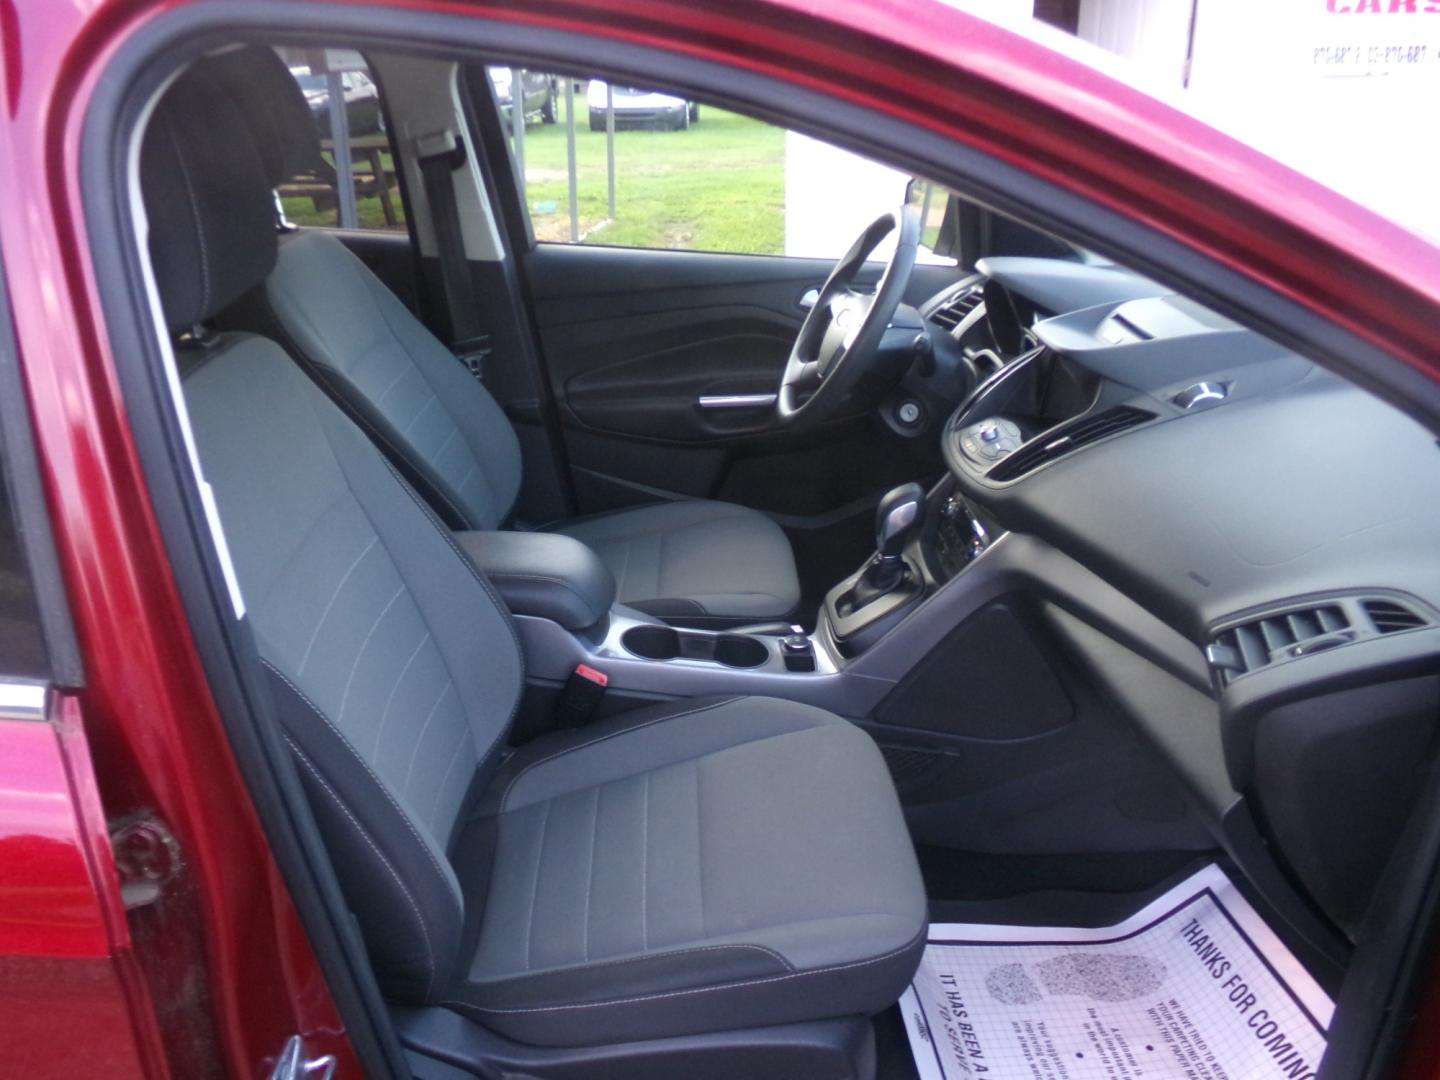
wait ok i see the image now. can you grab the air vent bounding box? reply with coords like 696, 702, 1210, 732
1207, 604, 1351, 681
1364, 599, 1428, 634
988, 406, 1154, 481
930, 285, 983, 332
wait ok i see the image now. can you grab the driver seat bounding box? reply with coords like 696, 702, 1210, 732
213, 49, 800, 627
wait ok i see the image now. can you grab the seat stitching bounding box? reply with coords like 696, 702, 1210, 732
473, 942, 796, 987
400, 391, 439, 438
582, 786, 598, 962
261, 658, 458, 904
371, 356, 414, 407
295, 535, 379, 677
448, 930, 923, 1014
359, 256, 507, 521
427, 721, 475, 832
287, 737, 438, 999
399, 679, 455, 792
336, 584, 406, 724
374, 455, 525, 765
523, 798, 551, 973
377, 456, 525, 678
307, 356, 474, 530
498, 698, 743, 812
373, 630, 432, 758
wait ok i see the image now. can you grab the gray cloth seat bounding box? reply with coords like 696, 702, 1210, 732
552, 499, 801, 622
452, 696, 928, 1046
202, 45, 801, 626
252, 206, 799, 626
142, 53, 926, 1050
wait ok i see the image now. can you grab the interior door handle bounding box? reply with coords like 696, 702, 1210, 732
697, 394, 778, 410
799, 288, 820, 310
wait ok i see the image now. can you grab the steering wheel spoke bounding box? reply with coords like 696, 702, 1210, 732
775, 206, 920, 427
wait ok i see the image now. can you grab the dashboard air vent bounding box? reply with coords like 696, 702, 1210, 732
988, 406, 1154, 482
1207, 604, 1351, 681
931, 286, 983, 332
1364, 599, 1427, 633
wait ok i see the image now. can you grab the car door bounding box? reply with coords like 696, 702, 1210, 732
482, 74, 963, 540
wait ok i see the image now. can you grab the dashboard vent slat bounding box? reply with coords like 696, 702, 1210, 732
1364, 599, 1427, 633
930, 286, 983, 332
988, 406, 1154, 482
1208, 603, 1350, 682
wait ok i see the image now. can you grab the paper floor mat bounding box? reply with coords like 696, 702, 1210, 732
900, 865, 1333, 1080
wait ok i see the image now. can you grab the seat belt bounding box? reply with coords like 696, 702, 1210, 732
416, 129, 492, 380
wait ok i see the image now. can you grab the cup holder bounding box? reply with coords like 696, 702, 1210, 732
621, 625, 769, 669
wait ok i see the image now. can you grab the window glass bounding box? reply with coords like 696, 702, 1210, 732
491, 68, 953, 263
275, 49, 405, 231
0, 298, 52, 680
0, 457, 48, 679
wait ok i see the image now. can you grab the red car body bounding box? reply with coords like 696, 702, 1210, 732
1, 1, 1438, 1077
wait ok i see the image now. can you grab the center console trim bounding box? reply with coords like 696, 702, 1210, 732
514, 532, 1212, 721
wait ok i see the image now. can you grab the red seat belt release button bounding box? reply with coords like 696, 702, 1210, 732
557, 664, 608, 726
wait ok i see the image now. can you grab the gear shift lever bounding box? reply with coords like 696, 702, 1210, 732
868, 482, 926, 592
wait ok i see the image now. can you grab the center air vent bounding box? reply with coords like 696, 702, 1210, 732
931, 285, 983, 332
1363, 599, 1428, 633
1207, 605, 1351, 681
988, 406, 1154, 482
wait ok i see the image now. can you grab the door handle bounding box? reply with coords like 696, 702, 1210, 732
697, 394, 777, 410
798, 287, 820, 310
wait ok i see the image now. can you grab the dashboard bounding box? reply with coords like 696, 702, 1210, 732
910, 255, 1440, 936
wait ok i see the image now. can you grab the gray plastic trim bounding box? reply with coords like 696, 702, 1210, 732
517, 531, 1211, 720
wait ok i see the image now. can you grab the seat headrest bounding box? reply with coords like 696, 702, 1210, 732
202, 47, 325, 188
141, 60, 278, 332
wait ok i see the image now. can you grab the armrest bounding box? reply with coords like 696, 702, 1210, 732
454, 530, 616, 631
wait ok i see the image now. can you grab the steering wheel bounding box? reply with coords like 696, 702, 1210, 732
777, 205, 920, 427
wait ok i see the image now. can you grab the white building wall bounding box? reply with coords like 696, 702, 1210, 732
1076, 0, 1440, 241
1077, 0, 1193, 86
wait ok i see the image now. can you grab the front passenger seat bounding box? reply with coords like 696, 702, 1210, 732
212, 49, 801, 628
141, 56, 926, 1073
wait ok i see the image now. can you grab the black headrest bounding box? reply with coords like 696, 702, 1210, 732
202, 47, 325, 187
141, 60, 278, 332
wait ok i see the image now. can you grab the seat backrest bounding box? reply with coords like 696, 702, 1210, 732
142, 52, 523, 1002
264, 230, 523, 531
204, 48, 523, 531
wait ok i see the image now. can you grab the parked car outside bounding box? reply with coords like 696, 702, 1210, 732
288, 66, 384, 136
586, 79, 699, 130
490, 68, 557, 125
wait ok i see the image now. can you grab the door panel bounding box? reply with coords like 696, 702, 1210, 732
523, 242, 958, 520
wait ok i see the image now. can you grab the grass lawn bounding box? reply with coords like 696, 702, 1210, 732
514, 99, 784, 253
281, 95, 786, 253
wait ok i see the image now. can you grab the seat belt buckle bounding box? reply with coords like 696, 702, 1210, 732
452, 334, 493, 381
555, 664, 608, 727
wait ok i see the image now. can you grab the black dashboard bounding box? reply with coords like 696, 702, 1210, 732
913, 255, 1440, 936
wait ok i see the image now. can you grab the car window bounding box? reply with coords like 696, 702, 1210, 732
275, 49, 405, 232
489, 67, 953, 262
0, 292, 62, 682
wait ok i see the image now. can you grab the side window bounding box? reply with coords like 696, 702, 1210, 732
0, 293, 67, 683
275, 49, 405, 231
489, 68, 951, 262
0, 456, 48, 680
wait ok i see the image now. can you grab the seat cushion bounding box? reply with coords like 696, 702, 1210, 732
445, 696, 927, 1047
551, 500, 801, 625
